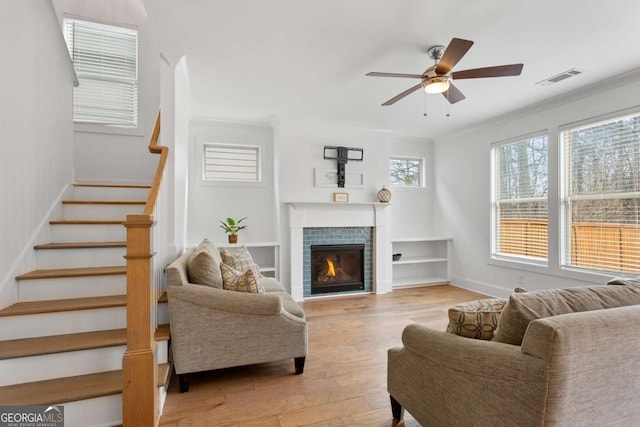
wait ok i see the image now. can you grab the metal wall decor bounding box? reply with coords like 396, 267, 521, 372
323, 146, 364, 188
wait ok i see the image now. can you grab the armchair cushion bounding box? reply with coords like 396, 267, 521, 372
493, 285, 640, 345
186, 239, 223, 288
220, 263, 265, 293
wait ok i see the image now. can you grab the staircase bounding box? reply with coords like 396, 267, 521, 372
0, 182, 170, 427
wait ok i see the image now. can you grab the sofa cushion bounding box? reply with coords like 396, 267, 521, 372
446, 298, 506, 340
493, 285, 640, 345
220, 246, 261, 278
186, 239, 223, 288
220, 263, 265, 293
260, 277, 286, 293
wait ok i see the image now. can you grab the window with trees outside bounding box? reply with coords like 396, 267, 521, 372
64, 19, 138, 127
390, 157, 423, 187
491, 133, 549, 262
561, 112, 640, 274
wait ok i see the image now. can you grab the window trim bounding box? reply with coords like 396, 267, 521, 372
389, 156, 426, 189
490, 130, 549, 265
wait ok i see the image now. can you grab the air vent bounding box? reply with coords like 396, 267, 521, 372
536, 69, 583, 86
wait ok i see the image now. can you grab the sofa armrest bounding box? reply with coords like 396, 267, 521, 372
168, 283, 285, 316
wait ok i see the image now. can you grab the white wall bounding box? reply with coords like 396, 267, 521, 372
0, 0, 75, 308
186, 120, 277, 245
172, 57, 191, 253
434, 72, 640, 298
52, 0, 159, 184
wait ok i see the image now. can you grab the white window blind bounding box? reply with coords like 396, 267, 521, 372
561, 112, 640, 274
63, 19, 138, 127
204, 144, 261, 182
492, 134, 548, 261
390, 157, 423, 187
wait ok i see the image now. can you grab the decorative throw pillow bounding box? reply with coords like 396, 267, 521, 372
219, 246, 261, 278
186, 239, 224, 288
607, 277, 640, 287
493, 285, 640, 346
446, 298, 507, 340
220, 263, 264, 293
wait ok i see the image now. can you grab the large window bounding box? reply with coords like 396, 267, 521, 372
203, 144, 261, 182
64, 18, 138, 127
561, 112, 640, 273
492, 133, 549, 262
390, 157, 424, 187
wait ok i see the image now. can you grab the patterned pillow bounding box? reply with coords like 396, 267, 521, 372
446, 298, 507, 340
186, 239, 223, 288
219, 246, 261, 278
220, 263, 265, 293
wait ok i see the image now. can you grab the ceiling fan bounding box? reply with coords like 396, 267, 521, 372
366, 38, 523, 106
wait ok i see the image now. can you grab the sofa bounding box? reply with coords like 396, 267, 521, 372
166, 242, 307, 392
388, 284, 640, 426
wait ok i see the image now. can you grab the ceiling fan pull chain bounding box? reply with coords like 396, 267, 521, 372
446, 91, 451, 117
423, 91, 428, 117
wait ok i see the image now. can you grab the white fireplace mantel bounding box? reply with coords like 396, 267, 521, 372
287, 202, 392, 301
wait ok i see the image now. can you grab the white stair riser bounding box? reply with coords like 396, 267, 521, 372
51, 224, 125, 243
0, 346, 125, 386
63, 204, 144, 219
0, 307, 126, 341
62, 386, 166, 427
36, 247, 125, 269
74, 186, 149, 201
18, 275, 126, 302
0, 340, 168, 386
157, 303, 169, 325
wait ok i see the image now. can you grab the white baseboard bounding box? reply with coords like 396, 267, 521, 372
449, 274, 512, 299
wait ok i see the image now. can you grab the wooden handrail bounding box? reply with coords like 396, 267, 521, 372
144, 109, 167, 215
122, 108, 167, 427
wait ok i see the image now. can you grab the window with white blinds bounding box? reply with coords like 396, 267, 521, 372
492, 134, 549, 262
561, 112, 640, 274
63, 19, 138, 127
203, 144, 261, 182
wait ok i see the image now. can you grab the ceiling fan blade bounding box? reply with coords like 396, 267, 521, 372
435, 38, 474, 75
382, 83, 423, 106
366, 72, 423, 79
441, 83, 465, 104
452, 64, 524, 79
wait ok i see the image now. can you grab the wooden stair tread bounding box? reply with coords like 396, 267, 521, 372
16, 265, 126, 280
62, 200, 146, 205
0, 295, 127, 317
0, 325, 170, 360
49, 219, 125, 225
34, 242, 126, 250
0, 364, 170, 406
74, 182, 151, 189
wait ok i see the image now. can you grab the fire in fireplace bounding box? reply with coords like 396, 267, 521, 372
310, 244, 364, 294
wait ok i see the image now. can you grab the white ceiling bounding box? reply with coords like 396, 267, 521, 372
146, 0, 640, 138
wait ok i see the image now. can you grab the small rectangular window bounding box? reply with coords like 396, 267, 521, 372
64, 18, 138, 127
390, 157, 424, 187
491, 133, 549, 262
203, 144, 261, 182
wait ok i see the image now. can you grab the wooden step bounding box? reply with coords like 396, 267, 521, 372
34, 242, 126, 250
159, 291, 168, 303
0, 325, 170, 360
0, 295, 127, 318
50, 219, 125, 225
16, 266, 126, 281
62, 200, 146, 205
0, 364, 170, 406
74, 182, 151, 189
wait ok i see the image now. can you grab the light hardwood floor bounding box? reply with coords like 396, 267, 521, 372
159, 285, 487, 427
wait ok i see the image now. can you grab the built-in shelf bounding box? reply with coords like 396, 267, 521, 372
391, 237, 451, 288
215, 242, 280, 280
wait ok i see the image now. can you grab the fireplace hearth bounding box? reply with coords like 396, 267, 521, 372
310, 244, 364, 294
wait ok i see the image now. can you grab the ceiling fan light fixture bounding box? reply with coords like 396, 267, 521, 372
423, 76, 450, 94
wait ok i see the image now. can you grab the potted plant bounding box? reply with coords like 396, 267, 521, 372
219, 217, 247, 244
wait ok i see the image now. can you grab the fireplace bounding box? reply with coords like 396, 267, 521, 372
310, 244, 365, 294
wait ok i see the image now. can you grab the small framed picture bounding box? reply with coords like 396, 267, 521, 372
333, 192, 349, 202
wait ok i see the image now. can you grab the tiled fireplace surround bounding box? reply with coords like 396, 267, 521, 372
288, 202, 392, 301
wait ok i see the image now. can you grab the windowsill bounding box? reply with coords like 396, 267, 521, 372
74, 123, 144, 137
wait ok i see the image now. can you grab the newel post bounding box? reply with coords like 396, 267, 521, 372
122, 214, 158, 427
